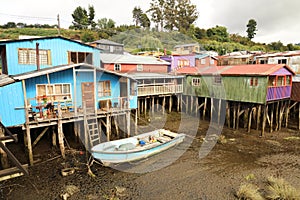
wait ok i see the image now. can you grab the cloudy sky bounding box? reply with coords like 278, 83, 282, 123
1, 0, 299, 44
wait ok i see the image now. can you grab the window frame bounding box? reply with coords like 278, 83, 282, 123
98, 81, 111, 97
192, 78, 201, 86
213, 76, 222, 85
114, 63, 121, 71
249, 77, 259, 87
137, 64, 143, 71
18, 48, 51, 65
68, 51, 93, 65
36, 83, 72, 103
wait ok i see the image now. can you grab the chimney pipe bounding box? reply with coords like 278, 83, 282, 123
36, 42, 40, 71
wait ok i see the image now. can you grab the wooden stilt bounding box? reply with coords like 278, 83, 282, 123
285, 100, 290, 128
256, 105, 261, 131
144, 98, 147, 117
98, 119, 102, 142
57, 103, 65, 159
169, 96, 172, 113
270, 103, 274, 133
218, 99, 221, 124
279, 101, 285, 131
248, 108, 253, 133
195, 97, 199, 117
177, 95, 180, 112
210, 98, 214, 122
180, 94, 182, 112
135, 109, 138, 135
163, 96, 166, 114
0, 127, 9, 169
226, 102, 230, 128
138, 99, 141, 117
126, 111, 131, 137
141, 100, 144, 117
233, 103, 236, 129
190, 96, 193, 114
73, 122, 78, 143
203, 97, 207, 120
156, 97, 159, 111
52, 126, 57, 147
298, 103, 300, 130
152, 97, 155, 114
244, 107, 249, 129
275, 102, 280, 131
261, 105, 267, 137
113, 117, 120, 138
32, 127, 49, 148
236, 103, 240, 129
106, 114, 111, 141
185, 95, 188, 114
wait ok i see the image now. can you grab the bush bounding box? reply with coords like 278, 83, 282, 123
236, 183, 264, 200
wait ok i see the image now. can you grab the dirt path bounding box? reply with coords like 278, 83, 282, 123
1, 112, 300, 200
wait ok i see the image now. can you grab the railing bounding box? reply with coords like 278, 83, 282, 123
138, 84, 183, 96
98, 97, 129, 111
267, 86, 291, 101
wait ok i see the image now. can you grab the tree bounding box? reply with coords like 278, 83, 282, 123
147, 0, 165, 31
132, 6, 143, 26
97, 18, 115, 29
140, 14, 151, 28
164, 0, 177, 31
246, 19, 257, 40
207, 26, 229, 42
71, 5, 96, 30
175, 0, 198, 32
3, 22, 16, 28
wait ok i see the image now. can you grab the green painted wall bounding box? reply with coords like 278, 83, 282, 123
184, 75, 268, 104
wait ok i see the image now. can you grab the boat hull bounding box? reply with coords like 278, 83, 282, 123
91, 130, 185, 166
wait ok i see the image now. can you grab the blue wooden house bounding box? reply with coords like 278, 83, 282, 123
0, 36, 101, 75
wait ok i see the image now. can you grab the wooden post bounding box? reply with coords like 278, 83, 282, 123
180, 94, 182, 112
261, 105, 267, 137
162, 96, 166, 114
233, 103, 236, 129
141, 99, 144, 116
52, 126, 57, 147
0, 127, 9, 169
169, 96, 172, 113
210, 98, 214, 123
275, 102, 280, 131
285, 100, 290, 128
177, 95, 180, 112
113, 117, 120, 138
190, 96, 193, 114
236, 102, 240, 130
185, 95, 188, 114
152, 97, 155, 114
57, 103, 65, 159
138, 99, 141, 117
144, 98, 147, 117
244, 107, 249, 129
248, 108, 253, 133
195, 97, 199, 117
270, 103, 274, 133
156, 97, 159, 111
106, 114, 111, 141
22, 80, 33, 165
256, 105, 261, 131
203, 97, 207, 120
226, 102, 230, 128
126, 111, 130, 137
135, 109, 138, 135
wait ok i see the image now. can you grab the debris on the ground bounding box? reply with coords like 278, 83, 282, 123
60, 185, 79, 200
61, 168, 75, 176
115, 186, 126, 196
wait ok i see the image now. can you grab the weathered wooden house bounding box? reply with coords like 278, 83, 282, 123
0, 36, 138, 168
217, 53, 253, 66
177, 64, 295, 135
173, 43, 200, 55
89, 39, 124, 54
195, 54, 218, 68
0, 36, 101, 75
101, 53, 169, 73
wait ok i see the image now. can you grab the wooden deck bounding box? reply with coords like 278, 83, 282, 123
138, 84, 183, 96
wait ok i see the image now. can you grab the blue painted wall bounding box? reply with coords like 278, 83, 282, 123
0, 82, 25, 126
2, 37, 101, 75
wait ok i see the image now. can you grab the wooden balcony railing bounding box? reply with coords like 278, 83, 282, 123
137, 84, 183, 96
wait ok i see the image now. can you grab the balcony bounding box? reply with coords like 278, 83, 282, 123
137, 84, 183, 96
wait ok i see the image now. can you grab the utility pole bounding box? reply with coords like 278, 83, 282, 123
57, 14, 61, 36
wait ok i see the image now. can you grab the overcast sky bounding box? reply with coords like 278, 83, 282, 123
1, 0, 299, 45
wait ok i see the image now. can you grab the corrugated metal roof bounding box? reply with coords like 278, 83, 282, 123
176, 64, 295, 76
101, 53, 170, 65
90, 39, 123, 46
124, 72, 184, 80
0, 74, 15, 87
12, 63, 136, 81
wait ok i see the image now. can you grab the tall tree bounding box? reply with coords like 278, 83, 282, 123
97, 18, 115, 29
132, 6, 143, 26
88, 5, 96, 29
175, 0, 198, 32
147, 0, 165, 31
71, 6, 89, 29
246, 19, 257, 40
164, 0, 177, 31
140, 13, 151, 28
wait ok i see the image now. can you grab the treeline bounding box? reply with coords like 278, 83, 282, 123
0, 22, 57, 29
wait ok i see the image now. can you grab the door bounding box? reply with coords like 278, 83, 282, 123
0, 46, 7, 74
82, 82, 95, 113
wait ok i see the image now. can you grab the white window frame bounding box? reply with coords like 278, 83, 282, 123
114, 63, 121, 71
200, 59, 206, 65
18, 48, 51, 65
36, 83, 71, 103
98, 81, 111, 97
137, 64, 143, 71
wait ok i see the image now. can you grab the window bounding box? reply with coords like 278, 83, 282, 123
268, 76, 276, 86
277, 76, 285, 86
210, 59, 215, 65
249, 77, 258, 86
36, 84, 71, 102
178, 59, 190, 67
68, 51, 93, 65
213, 76, 222, 84
200, 59, 206, 65
192, 78, 201, 86
278, 59, 287, 64
130, 81, 137, 95
286, 76, 291, 86
18, 48, 51, 65
98, 81, 111, 97
137, 64, 143, 71
114, 63, 121, 71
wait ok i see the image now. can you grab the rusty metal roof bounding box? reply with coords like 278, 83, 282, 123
175, 64, 295, 76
